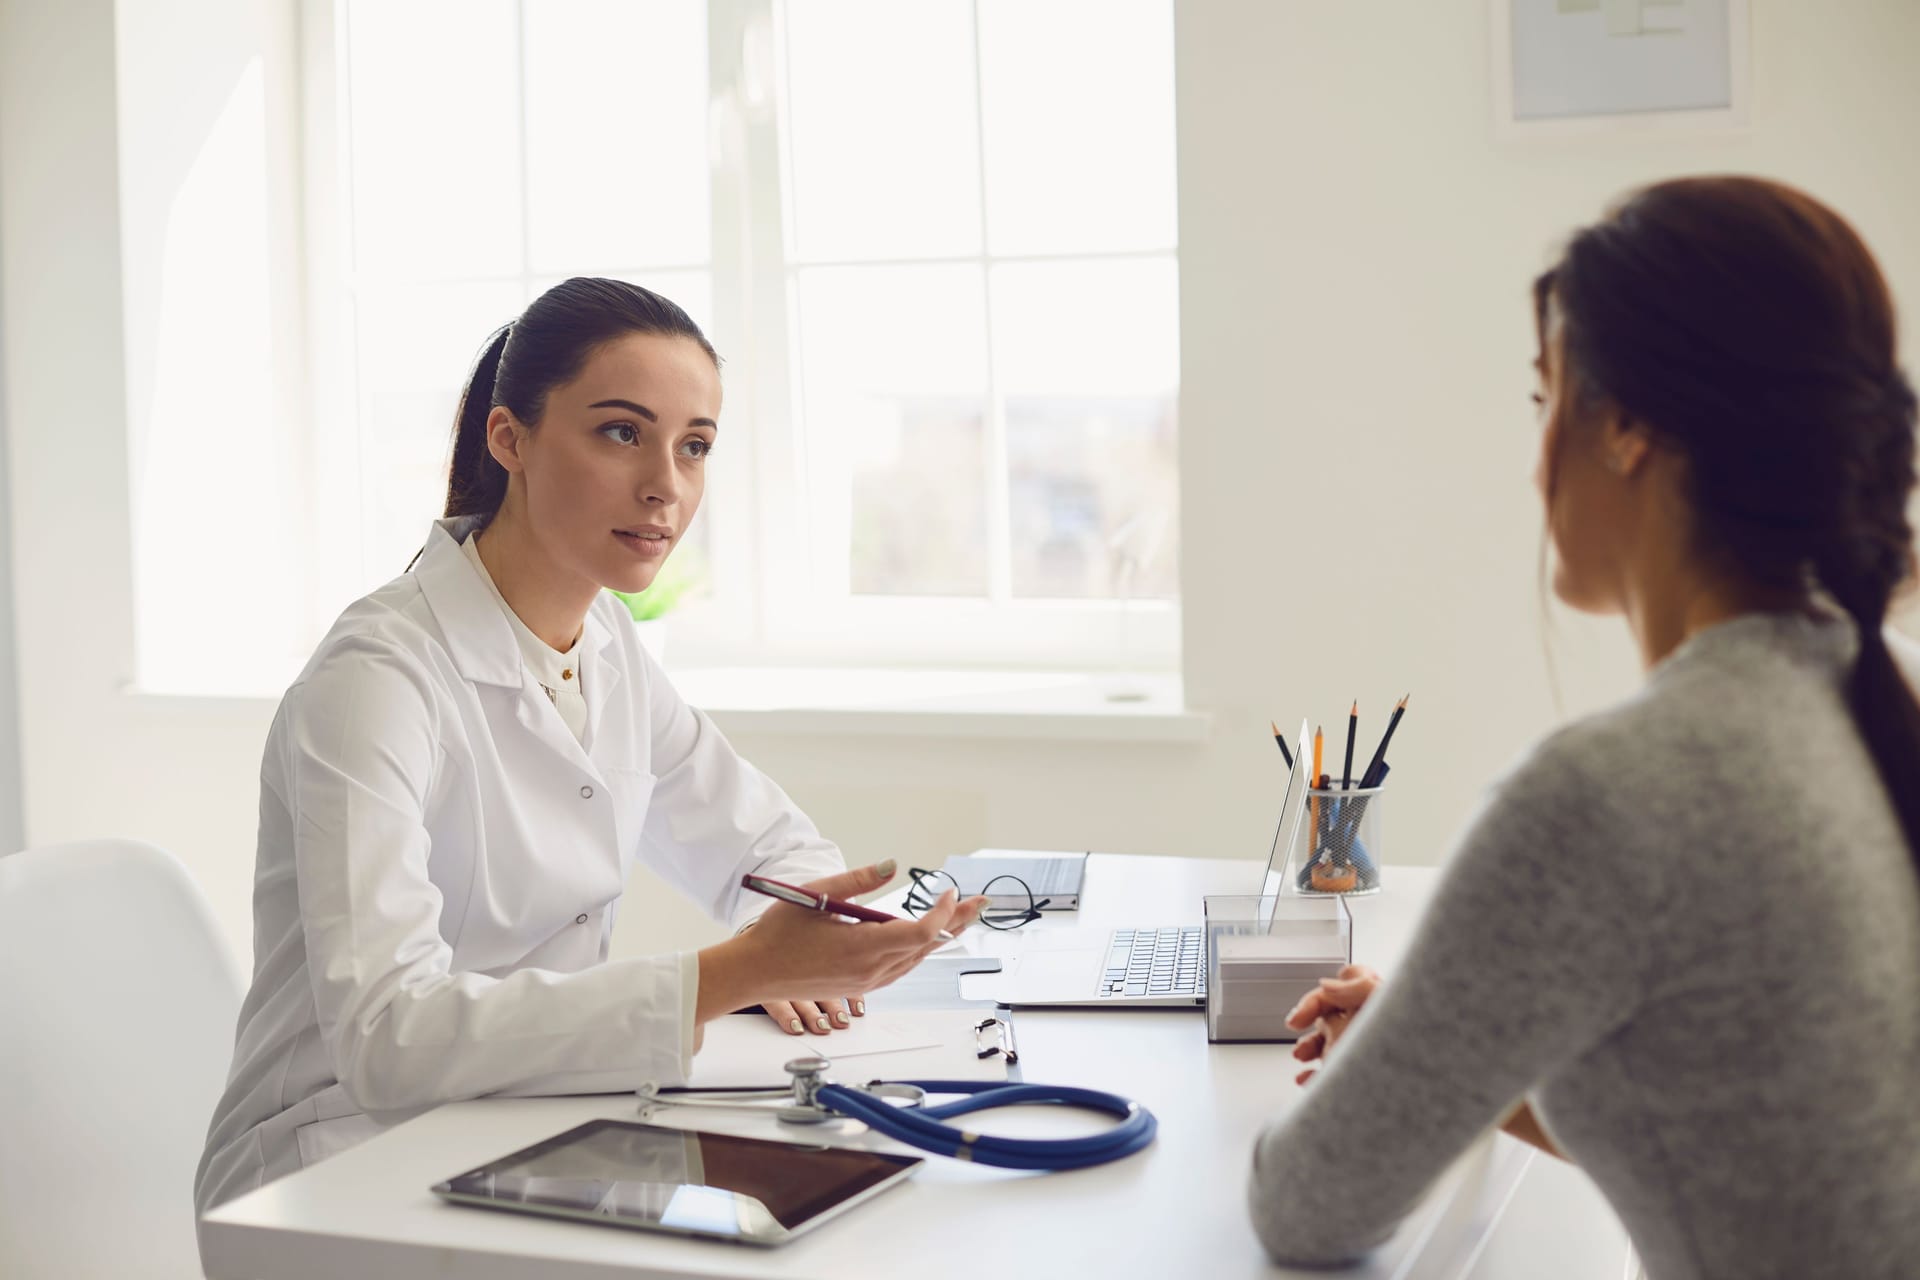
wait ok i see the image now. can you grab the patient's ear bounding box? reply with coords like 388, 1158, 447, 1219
1603, 412, 1653, 478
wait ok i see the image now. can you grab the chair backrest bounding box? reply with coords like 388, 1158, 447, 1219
0, 839, 243, 1280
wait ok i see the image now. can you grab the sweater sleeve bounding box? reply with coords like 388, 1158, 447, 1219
1247, 737, 1659, 1266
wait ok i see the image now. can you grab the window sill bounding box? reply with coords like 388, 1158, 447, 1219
668, 667, 1209, 743
119, 669, 1210, 744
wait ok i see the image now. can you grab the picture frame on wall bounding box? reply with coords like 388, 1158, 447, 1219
1490, 0, 1751, 139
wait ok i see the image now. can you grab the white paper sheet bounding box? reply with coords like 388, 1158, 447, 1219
686, 1010, 1011, 1088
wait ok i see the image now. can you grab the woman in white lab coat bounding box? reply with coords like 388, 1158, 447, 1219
194, 278, 984, 1216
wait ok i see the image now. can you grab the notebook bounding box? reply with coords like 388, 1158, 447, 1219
942, 851, 1088, 910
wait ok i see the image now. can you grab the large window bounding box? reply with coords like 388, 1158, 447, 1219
773, 1, 1181, 637
309, 0, 718, 615
140, 0, 1181, 693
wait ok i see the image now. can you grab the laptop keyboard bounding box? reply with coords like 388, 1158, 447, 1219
1097, 926, 1205, 999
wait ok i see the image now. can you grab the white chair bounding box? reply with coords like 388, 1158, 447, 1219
0, 839, 243, 1279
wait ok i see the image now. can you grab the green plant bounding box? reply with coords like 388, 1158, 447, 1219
611, 548, 702, 622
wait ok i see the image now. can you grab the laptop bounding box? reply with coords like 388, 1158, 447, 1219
966, 721, 1314, 1009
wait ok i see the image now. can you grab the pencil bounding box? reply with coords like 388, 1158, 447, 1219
1341, 701, 1358, 791
1269, 720, 1294, 770
1311, 725, 1325, 851
1358, 695, 1410, 789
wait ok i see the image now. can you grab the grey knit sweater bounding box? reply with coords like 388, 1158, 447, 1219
1249, 612, 1920, 1278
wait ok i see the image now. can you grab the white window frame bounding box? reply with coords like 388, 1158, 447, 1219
299, 0, 1180, 675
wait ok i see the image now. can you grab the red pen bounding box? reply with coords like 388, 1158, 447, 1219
740, 874, 956, 942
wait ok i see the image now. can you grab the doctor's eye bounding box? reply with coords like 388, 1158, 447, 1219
679, 437, 713, 460
599, 422, 640, 446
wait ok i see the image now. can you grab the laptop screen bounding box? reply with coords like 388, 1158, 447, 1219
1259, 719, 1314, 898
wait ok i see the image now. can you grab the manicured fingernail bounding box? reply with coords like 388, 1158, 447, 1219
788, 1019, 802, 1034
854, 1000, 866, 1015
876, 859, 897, 879
813, 1016, 828, 1031
833, 1011, 849, 1025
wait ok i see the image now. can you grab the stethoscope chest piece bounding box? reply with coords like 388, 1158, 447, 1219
775, 1056, 931, 1122
637, 1054, 1156, 1171
775, 1055, 833, 1123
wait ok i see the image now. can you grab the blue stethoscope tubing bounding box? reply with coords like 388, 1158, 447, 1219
816, 1079, 1158, 1171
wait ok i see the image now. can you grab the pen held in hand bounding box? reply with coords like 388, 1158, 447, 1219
739, 873, 956, 943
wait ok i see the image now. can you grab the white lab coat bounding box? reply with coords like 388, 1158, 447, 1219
194, 515, 841, 1217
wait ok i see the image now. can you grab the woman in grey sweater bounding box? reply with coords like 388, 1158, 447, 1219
1248, 177, 1920, 1278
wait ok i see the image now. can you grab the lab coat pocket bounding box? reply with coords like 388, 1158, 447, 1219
602, 766, 657, 876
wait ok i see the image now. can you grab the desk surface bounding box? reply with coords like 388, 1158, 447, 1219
201, 856, 1625, 1280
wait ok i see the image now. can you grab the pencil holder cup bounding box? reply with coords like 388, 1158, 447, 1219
1204, 894, 1353, 1043
1284, 784, 1384, 897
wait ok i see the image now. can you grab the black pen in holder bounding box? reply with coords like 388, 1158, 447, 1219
1288, 780, 1385, 897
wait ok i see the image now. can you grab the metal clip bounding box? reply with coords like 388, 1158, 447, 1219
973, 1016, 1018, 1065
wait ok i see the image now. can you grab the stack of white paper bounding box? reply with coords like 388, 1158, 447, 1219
1208, 933, 1347, 1043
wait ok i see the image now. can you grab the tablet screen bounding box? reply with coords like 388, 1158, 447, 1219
432, 1119, 921, 1247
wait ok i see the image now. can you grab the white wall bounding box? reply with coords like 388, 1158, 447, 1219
0, 214, 20, 855
1, 0, 138, 861
115, 0, 307, 703
3, 0, 1919, 967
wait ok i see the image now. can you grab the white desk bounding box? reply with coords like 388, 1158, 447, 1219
201, 856, 1627, 1279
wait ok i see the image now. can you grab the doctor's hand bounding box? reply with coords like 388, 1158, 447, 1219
754, 862, 988, 1037
695, 861, 988, 1039
1286, 964, 1381, 1087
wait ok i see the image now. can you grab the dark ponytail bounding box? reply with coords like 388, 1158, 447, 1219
1539, 176, 1920, 875
440, 276, 719, 528
1809, 369, 1920, 879
445, 325, 514, 521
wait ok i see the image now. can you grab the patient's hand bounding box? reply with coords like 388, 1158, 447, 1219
1285, 964, 1381, 1086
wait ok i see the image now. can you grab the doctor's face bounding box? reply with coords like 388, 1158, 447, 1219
510, 332, 720, 595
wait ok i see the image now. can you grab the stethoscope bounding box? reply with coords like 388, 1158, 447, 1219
635, 1055, 1157, 1171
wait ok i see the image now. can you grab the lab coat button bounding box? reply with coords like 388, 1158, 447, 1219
579, 785, 594, 799
575, 913, 590, 925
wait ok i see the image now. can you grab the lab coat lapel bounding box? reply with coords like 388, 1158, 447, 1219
415, 516, 604, 781
511, 679, 601, 779
412, 517, 525, 693
578, 606, 623, 757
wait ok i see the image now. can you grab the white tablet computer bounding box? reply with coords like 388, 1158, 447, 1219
431, 1119, 921, 1247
